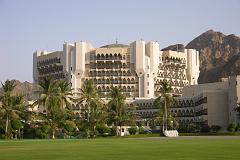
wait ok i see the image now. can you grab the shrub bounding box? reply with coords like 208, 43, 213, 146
235, 123, 240, 132
128, 126, 138, 135
11, 119, 23, 131
211, 125, 221, 132
63, 120, 76, 138
201, 124, 210, 133
110, 127, 117, 136
138, 127, 145, 134
96, 125, 110, 136
177, 124, 198, 133
35, 128, 48, 139
0, 127, 5, 139
228, 123, 237, 132
41, 124, 50, 134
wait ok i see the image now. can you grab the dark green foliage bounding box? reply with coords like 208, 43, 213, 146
0, 80, 25, 139
11, 119, 23, 130
63, 120, 76, 138
235, 123, 240, 131
228, 123, 237, 132
110, 126, 117, 136
35, 128, 48, 139
201, 124, 210, 133
107, 87, 136, 136
96, 124, 110, 136
177, 124, 198, 133
128, 126, 138, 135
0, 127, 5, 139
211, 125, 221, 132
138, 127, 145, 134
78, 80, 105, 138
41, 124, 50, 134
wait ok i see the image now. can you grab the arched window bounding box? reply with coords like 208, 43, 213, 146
106, 78, 110, 84
123, 78, 127, 84
123, 86, 126, 92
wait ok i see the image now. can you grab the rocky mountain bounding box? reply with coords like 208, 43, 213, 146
187, 30, 240, 83
161, 44, 185, 52
1, 80, 33, 100
162, 30, 240, 83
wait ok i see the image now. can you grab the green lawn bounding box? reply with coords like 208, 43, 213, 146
0, 137, 240, 160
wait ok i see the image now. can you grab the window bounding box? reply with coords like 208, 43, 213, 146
71, 67, 72, 71
147, 74, 149, 78
122, 128, 124, 132
71, 75, 72, 78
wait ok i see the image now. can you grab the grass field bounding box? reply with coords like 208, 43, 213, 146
0, 136, 240, 160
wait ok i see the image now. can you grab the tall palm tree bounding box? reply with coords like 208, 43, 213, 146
155, 80, 173, 131
153, 97, 177, 131
32, 77, 70, 139
32, 77, 59, 111
57, 80, 73, 109
78, 80, 103, 138
46, 96, 66, 139
0, 80, 25, 139
107, 87, 133, 136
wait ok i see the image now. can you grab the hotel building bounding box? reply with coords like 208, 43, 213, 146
132, 76, 240, 130
33, 40, 199, 99
32, 40, 240, 130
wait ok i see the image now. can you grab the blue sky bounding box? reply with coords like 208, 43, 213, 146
0, 0, 239, 82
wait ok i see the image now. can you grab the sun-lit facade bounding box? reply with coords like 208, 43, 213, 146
33, 40, 199, 99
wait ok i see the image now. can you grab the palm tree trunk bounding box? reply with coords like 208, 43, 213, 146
52, 123, 55, 139
116, 120, 120, 136
162, 116, 165, 133
5, 113, 9, 139
52, 129, 55, 139
120, 125, 122, 136
93, 125, 96, 138
164, 98, 168, 131
52, 126, 55, 139
87, 104, 90, 138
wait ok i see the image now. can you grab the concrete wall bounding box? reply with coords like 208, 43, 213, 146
182, 81, 229, 97
205, 90, 229, 130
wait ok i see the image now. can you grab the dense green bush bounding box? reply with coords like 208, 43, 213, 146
228, 123, 237, 132
138, 127, 145, 134
0, 127, 5, 139
41, 124, 50, 134
96, 124, 110, 136
177, 124, 198, 133
35, 128, 48, 139
211, 125, 221, 132
110, 127, 117, 136
235, 123, 240, 131
128, 126, 138, 135
34, 124, 50, 139
63, 120, 76, 138
201, 124, 210, 133
11, 119, 23, 131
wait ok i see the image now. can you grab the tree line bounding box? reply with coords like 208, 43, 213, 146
5, 77, 226, 139
0, 78, 140, 139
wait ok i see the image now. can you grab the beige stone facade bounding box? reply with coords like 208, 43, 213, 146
33, 41, 199, 99
133, 76, 240, 130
